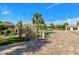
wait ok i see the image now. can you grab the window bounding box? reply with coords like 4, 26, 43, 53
73, 27, 75, 30
67, 27, 70, 30
75, 27, 77, 30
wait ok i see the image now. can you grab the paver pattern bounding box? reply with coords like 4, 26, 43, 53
0, 30, 79, 55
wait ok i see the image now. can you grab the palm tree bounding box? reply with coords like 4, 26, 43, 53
39, 18, 46, 30
32, 13, 46, 36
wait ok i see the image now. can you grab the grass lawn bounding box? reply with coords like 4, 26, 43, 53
0, 37, 25, 46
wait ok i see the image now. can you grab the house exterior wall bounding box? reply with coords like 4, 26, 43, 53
65, 27, 67, 31
77, 28, 79, 31
65, 27, 70, 31
70, 27, 73, 31
65, 26, 79, 31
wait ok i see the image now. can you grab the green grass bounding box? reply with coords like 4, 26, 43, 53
0, 37, 25, 46
46, 31, 56, 36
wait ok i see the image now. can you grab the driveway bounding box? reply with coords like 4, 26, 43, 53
0, 30, 79, 55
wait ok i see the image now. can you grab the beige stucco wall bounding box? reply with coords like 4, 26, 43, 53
70, 27, 73, 31
65, 27, 67, 30
77, 28, 79, 31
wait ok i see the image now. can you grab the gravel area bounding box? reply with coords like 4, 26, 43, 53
0, 30, 79, 55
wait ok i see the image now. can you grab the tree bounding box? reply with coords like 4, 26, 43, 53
62, 23, 69, 30
50, 23, 54, 26
0, 21, 2, 23
17, 20, 22, 39
0, 23, 5, 30
0, 23, 7, 30
64, 23, 69, 26
32, 13, 46, 36
50, 23, 55, 28
77, 22, 79, 25
39, 19, 46, 30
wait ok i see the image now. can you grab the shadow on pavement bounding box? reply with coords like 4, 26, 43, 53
3, 38, 51, 55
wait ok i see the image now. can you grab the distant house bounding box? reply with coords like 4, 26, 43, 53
65, 25, 79, 31
6, 24, 15, 31
3, 21, 15, 31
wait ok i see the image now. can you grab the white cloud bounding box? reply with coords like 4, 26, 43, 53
65, 17, 79, 25
0, 5, 11, 15
47, 3, 60, 9
0, 19, 11, 23
52, 17, 79, 25
1, 10, 10, 15
53, 20, 64, 25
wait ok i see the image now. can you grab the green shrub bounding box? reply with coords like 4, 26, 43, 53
0, 32, 4, 35
7, 30, 11, 33
0, 37, 25, 46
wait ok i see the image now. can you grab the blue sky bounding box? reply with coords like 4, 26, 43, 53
0, 3, 79, 25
